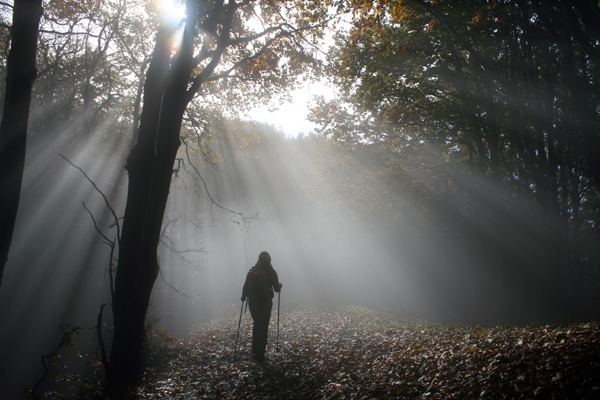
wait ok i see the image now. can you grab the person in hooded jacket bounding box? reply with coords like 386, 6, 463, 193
241, 251, 282, 362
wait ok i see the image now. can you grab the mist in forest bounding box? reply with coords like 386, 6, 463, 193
1, 0, 600, 398
1, 118, 596, 397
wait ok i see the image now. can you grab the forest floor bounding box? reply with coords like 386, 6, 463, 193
107, 306, 600, 400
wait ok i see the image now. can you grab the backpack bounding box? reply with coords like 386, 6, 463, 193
246, 267, 273, 299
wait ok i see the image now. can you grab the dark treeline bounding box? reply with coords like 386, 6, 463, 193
310, 0, 600, 322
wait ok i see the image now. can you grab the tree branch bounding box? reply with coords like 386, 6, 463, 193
82, 202, 116, 299
185, 0, 236, 102
157, 266, 201, 299
59, 154, 121, 245
96, 304, 109, 370
182, 138, 259, 229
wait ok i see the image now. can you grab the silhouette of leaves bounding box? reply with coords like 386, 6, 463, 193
134, 307, 600, 399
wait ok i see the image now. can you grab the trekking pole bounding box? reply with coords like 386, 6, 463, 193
276, 289, 281, 352
234, 299, 244, 361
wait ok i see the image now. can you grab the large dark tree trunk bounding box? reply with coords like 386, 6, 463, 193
103, 0, 302, 387
104, 23, 180, 388
0, 0, 43, 288
105, 2, 214, 388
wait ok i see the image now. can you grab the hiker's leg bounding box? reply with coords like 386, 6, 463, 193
249, 299, 260, 357
255, 300, 272, 361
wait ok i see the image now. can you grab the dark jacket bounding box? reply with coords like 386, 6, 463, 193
242, 265, 281, 301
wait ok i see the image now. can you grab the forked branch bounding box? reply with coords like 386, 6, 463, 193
59, 154, 121, 245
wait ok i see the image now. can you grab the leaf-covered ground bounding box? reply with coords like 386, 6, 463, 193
130, 307, 599, 399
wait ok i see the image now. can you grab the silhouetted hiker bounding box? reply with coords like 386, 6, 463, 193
241, 251, 282, 362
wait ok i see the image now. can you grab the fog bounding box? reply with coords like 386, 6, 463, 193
0, 121, 596, 397
153, 128, 425, 333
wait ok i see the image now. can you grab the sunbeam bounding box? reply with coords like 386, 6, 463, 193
1, 0, 599, 397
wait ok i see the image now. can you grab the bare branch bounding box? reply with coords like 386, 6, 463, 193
96, 304, 109, 370
82, 202, 116, 299
182, 138, 259, 229
82, 201, 113, 244
31, 325, 84, 397
59, 154, 121, 245
158, 265, 201, 299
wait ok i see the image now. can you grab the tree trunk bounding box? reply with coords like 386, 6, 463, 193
105, 14, 196, 390
0, 0, 43, 288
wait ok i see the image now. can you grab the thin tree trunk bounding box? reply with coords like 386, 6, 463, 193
0, 0, 43, 288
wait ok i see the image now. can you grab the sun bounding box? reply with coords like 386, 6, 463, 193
160, 0, 186, 24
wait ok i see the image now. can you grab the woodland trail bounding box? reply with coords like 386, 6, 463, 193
126, 307, 599, 399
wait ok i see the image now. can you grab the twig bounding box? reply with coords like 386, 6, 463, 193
82, 202, 116, 299
96, 304, 109, 369
31, 325, 81, 398
158, 266, 200, 299
59, 154, 121, 245
183, 140, 259, 229
61, 154, 120, 300
159, 236, 205, 272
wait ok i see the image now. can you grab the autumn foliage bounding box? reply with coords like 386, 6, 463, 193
124, 308, 600, 399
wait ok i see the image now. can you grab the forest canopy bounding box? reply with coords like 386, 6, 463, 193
310, 0, 600, 318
